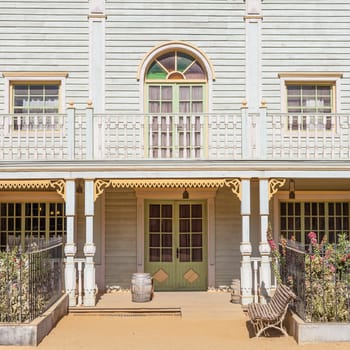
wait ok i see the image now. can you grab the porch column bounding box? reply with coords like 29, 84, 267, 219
259, 179, 271, 301
240, 178, 253, 305
64, 179, 77, 306
83, 179, 96, 306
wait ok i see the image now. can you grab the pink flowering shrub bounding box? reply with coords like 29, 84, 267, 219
304, 232, 349, 322
268, 229, 350, 322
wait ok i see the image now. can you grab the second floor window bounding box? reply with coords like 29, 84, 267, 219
11, 83, 60, 130
286, 83, 334, 130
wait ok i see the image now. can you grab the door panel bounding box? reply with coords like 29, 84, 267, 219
145, 201, 207, 291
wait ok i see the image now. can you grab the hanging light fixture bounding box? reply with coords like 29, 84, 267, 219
182, 188, 189, 199
289, 179, 295, 199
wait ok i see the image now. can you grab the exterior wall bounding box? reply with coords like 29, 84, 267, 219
104, 189, 137, 289
214, 187, 241, 286
0, 0, 90, 111
262, 1, 350, 112
105, 0, 246, 113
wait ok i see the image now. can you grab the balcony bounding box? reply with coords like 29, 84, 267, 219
1, 107, 350, 162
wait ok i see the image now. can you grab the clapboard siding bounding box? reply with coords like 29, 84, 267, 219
215, 187, 241, 287
105, 189, 137, 288
0, 1, 89, 110
262, 1, 350, 112
105, 0, 245, 113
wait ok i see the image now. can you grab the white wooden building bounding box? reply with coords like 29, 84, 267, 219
1, 0, 350, 306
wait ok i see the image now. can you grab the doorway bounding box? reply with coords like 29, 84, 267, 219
144, 201, 207, 290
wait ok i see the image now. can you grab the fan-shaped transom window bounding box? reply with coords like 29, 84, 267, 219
146, 51, 206, 81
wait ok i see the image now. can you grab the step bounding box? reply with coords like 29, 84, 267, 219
69, 307, 182, 317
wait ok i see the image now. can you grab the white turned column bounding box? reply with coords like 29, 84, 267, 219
240, 179, 253, 305
64, 180, 77, 306
83, 179, 96, 306
259, 179, 271, 302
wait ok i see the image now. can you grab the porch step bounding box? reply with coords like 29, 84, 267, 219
69, 307, 182, 317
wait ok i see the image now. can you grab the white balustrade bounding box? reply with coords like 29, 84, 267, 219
250, 257, 277, 303
74, 258, 85, 306
2, 110, 350, 161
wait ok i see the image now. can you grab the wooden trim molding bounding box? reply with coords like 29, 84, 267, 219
278, 72, 343, 79
94, 178, 230, 201
0, 179, 65, 200
137, 41, 216, 81
2, 72, 69, 78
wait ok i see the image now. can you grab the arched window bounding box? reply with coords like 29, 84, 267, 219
144, 49, 208, 158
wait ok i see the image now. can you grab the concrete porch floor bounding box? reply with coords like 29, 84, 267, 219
70, 291, 244, 320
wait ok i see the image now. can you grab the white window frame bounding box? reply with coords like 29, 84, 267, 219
2, 72, 68, 114
279, 73, 343, 133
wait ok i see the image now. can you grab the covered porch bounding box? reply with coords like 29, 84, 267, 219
65, 177, 284, 308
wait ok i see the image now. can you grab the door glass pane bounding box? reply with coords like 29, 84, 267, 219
180, 233, 190, 247
150, 248, 160, 262
192, 233, 202, 247
162, 204, 172, 217
162, 233, 172, 247
162, 248, 172, 262
179, 219, 190, 232
149, 204, 160, 217
150, 234, 160, 246
192, 248, 202, 262
192, 219, 202, 232
179, 248, 190, 262
149, 219, 160, 232
162, 219, 172, 232
179, 204, 190, 218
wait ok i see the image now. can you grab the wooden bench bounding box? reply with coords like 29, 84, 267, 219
247, 284, 296, 337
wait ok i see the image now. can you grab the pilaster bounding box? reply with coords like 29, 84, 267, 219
244, 0, 263, 112
89, 0, 106, 113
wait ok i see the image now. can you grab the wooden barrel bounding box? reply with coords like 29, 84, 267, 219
131, 273, 153, 302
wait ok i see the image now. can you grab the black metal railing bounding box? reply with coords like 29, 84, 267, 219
281, 240, 350, 322
0, 238, 64, 323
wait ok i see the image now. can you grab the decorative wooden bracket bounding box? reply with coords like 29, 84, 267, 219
225, 179, 241, 200
268, 178, 286, 200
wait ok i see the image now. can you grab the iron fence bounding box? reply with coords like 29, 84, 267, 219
281, 241, 350, 322
0, 237, 64, 323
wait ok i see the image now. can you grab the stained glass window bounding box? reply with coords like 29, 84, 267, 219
146, 51, 206, 81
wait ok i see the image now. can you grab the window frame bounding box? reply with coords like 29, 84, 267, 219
3, 72, 67, 114
0, 191, 66, 250
273, 191, 350, 245
279, 73, 342, 132
2, 73, 67, 132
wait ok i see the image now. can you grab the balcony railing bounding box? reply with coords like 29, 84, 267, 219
1, 107, 350, 161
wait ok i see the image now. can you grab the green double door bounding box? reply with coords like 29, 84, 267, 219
145, 201, 207, 291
